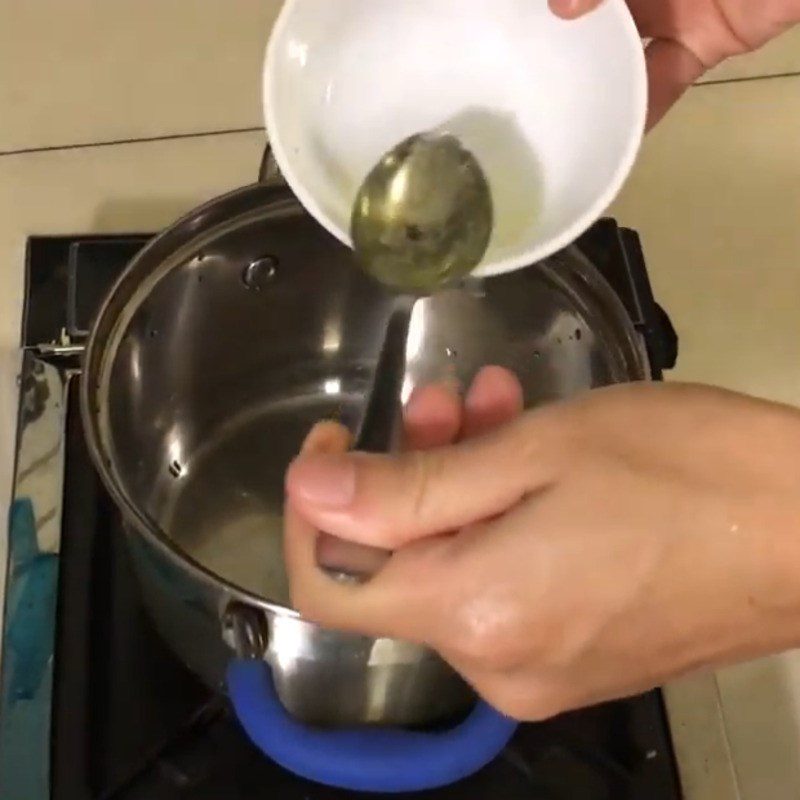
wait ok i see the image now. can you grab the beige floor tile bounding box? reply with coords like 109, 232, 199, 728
0, 0, 282, 152
611, 74, 800, 406
0, 130, 266, 352
612, 74, 800, 800
701, 26, 800, 84
716, 656, 800, 800
2, 1, 797, 153
0, 129, 266, 618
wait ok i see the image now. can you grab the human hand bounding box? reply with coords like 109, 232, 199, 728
549, 0, 800, 127
294, 366, 524, 582
286, 381, 800, 720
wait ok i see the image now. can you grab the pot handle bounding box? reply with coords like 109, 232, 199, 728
226, 658, 518, 793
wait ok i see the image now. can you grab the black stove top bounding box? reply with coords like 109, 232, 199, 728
3, 218, 680, 800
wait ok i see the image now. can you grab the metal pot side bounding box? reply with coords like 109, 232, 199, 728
81, 183, 646, 726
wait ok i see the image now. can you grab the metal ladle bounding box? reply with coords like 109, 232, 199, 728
318, 133, 494, 581
351, 132, 494, 295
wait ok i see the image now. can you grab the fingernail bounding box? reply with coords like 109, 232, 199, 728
287, 455, 356, 509
549, 0, 582, 18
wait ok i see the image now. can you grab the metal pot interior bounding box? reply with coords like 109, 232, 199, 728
87, 187, 646, 607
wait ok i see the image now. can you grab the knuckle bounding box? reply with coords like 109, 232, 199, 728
288, 579, 341, 630
514, 412, 565, 478
289, 585, 322, 624
291, 598, 321, 628
406, 450, 446, 529
487, 685, 529, 720
369, 518, 406, 549
524, 689, 569, 722
488, 681, 566, 723
291, 589, 356, 636
447, 609, 517, 671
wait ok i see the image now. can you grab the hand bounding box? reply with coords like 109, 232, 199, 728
286, 381, 800, 720
291, 366, 524, 583
549, 0, 800, 127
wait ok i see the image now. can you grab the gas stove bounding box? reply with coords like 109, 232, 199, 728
1, 218, 684, 799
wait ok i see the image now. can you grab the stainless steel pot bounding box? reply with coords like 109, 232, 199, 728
80, 167, 648, 728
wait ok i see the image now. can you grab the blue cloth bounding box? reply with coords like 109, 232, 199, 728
0, 499, 59, 800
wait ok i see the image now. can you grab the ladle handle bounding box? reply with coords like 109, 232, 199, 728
319, 296, 414, 582
354, 296, 414, 453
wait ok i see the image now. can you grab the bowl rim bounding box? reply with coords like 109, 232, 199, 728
263, 0, 648, 277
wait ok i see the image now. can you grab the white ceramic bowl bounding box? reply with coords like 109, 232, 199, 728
264, 0, 647, 278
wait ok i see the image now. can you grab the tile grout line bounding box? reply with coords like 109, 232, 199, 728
1, 69, 798, 158
697, 70, 800, 87
0, 125, 265, 158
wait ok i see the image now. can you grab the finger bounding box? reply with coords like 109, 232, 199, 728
316, 382, 463, 573
291, 421, 351, 568
644, 39, 707, 129
288, 384, 465, 634
548, 0, 605, 20
285, 509, 451, 642
294, 422, 392, 577
452, 667, 570, 722
285, 414, 552, 548
302, 383, 464, 576
315, 535, 393, 576
462, 366, 524, 438
403, 381, 463, 450
300, 420, 352, 455
319, 383, 463, 570
623, 0, 668, 38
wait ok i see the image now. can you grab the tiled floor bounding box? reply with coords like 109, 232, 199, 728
611, 74, 800, 404
0, 0, 281, 152
700, 25, 800, 84
608, 57, 800, 800
0, 130, 268, 620
1, 3, 799, 798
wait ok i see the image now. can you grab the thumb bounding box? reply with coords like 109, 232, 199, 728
548, 0, 606, 20
644, 39, 707, 129
285, 416, 551, 548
